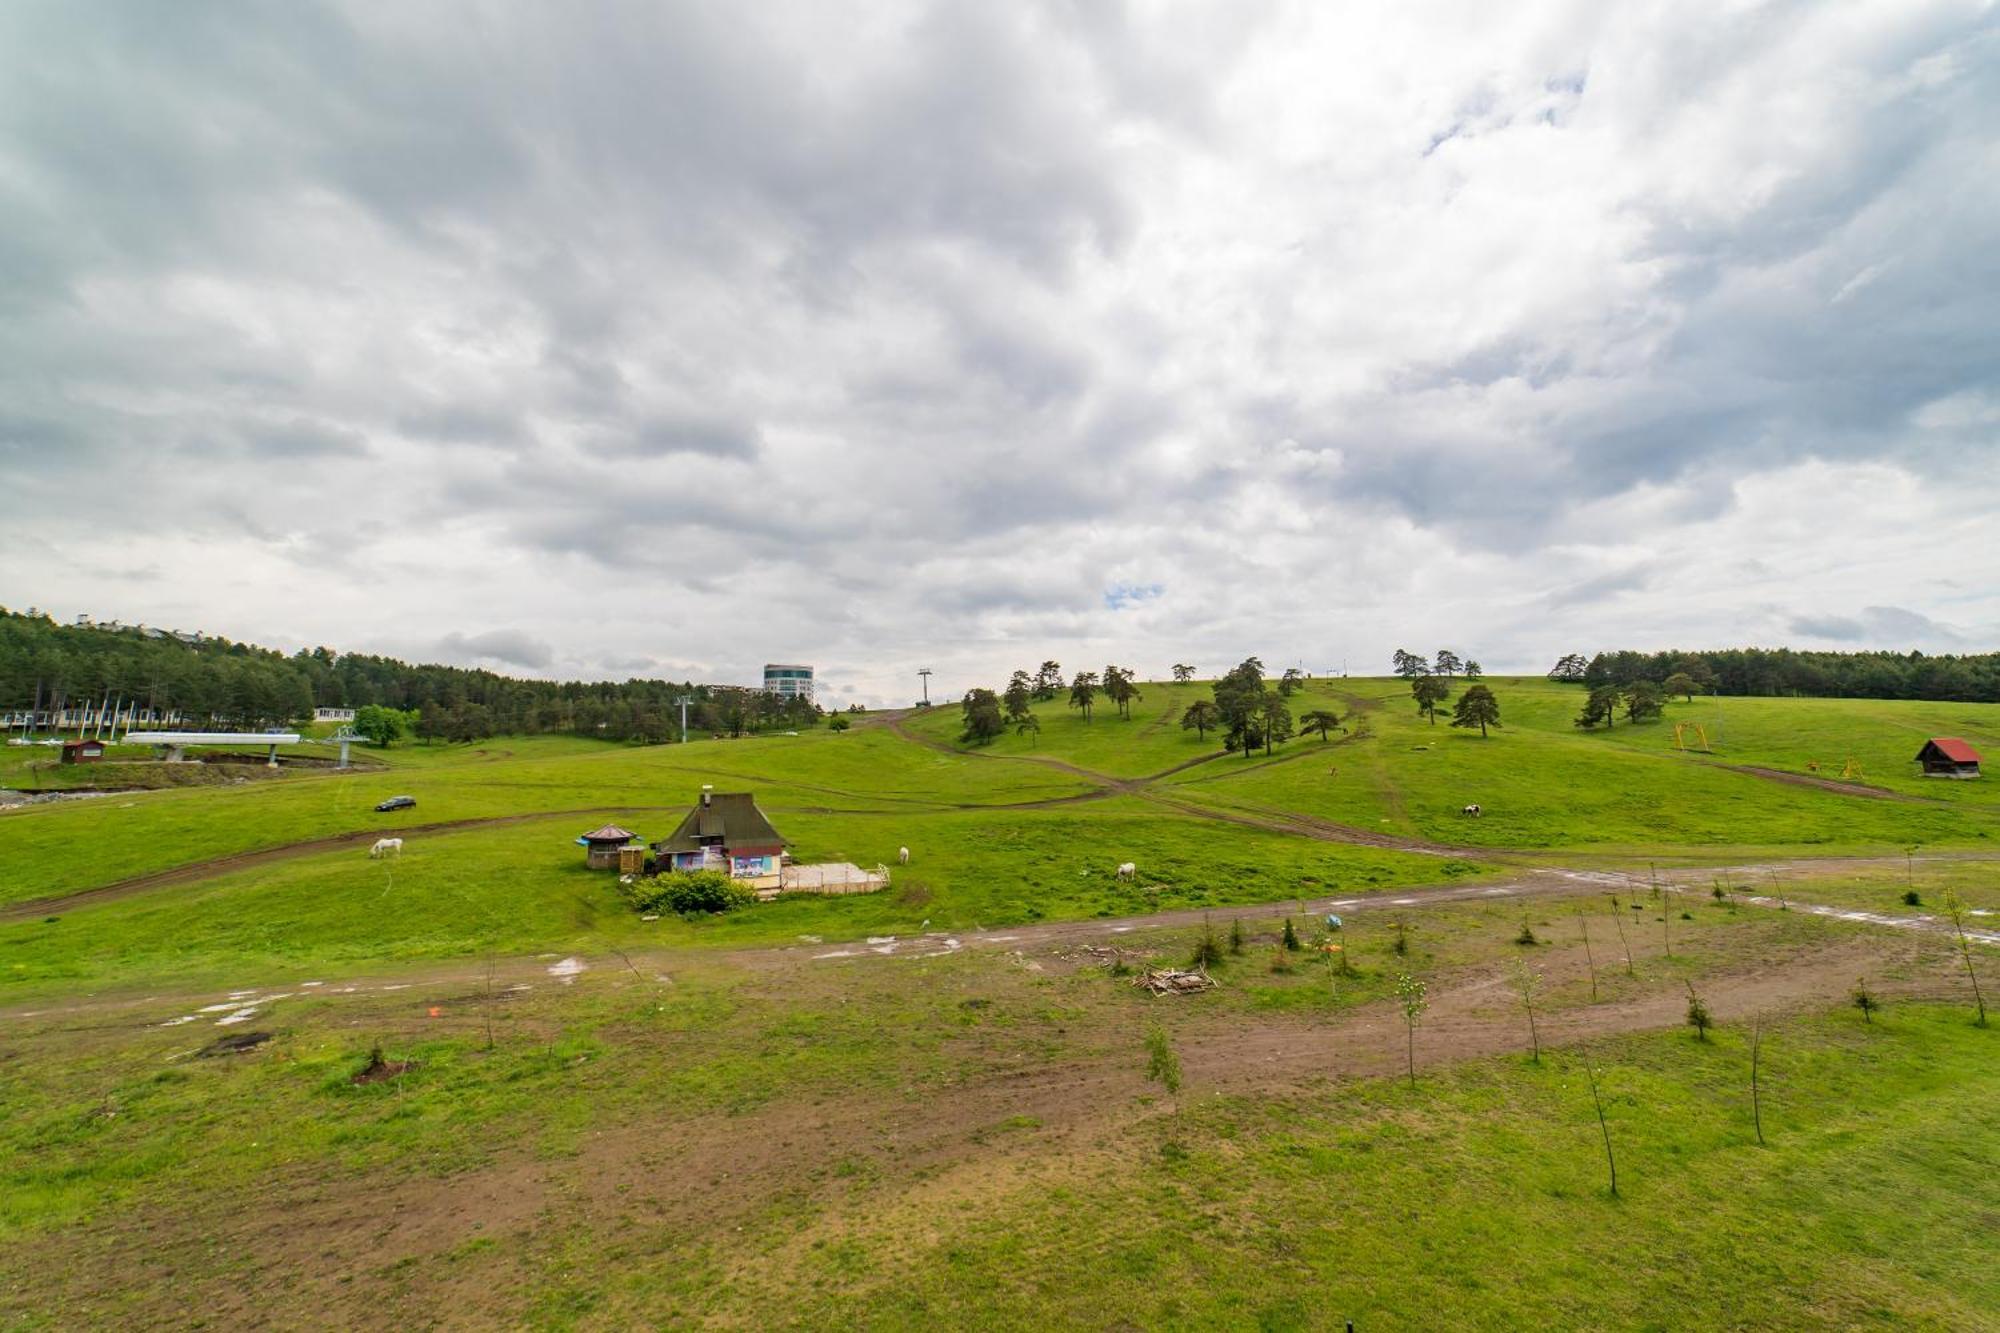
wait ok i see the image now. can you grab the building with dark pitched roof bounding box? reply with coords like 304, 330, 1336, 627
653, 786, 786, 887
579, 823, 642, 870
1915, 737, 1981, 779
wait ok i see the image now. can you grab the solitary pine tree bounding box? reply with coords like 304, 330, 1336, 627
1411, 674, 1451, 725
1068, 671, 1099, 722
1624, 680, 1665, 723
1575, 684, 1622, 729
1391, 648, 1429, 679
1450, 684, 1501, 737
1299, 708, 1345, 740
1034, 660, 1064, 700
1180, 699, 1220, 741
1258, 691, 1294, 754
1003, 671, 1035, 723
959, 688, 1005, 745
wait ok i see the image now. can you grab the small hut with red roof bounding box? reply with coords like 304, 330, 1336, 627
1914, 737, 1981, 780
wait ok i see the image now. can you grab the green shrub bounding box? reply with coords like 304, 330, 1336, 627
1902, 889, 1922, 907
622, 870, 753, 916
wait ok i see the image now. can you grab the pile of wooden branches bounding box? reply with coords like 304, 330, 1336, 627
1130, 967, 1216, 996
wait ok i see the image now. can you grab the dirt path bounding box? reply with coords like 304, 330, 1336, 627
10, 853, 1993, 1030
1724, 764, 1935, 803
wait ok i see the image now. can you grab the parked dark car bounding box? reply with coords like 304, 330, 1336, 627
374, 795, 416, 812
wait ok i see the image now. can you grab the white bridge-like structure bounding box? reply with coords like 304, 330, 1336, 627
124, 731, 303, 765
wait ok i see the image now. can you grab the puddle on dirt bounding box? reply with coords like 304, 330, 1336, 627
547, 957, 585, 984
199, 1031, 271, 1057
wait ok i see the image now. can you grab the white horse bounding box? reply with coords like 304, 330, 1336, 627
898, 846, 910, 865
1461, 804, 1482, 818
1115, 861, 1137, 879
369, 837, 403, 859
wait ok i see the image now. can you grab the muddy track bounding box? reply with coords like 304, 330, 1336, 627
1724, 764, 1935, 803
14, 852, 1992, 1031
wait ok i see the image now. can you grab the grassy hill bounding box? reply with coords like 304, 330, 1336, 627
2, 678, 1996, 1327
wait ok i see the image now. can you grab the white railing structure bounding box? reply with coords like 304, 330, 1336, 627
124, 731, 303, 764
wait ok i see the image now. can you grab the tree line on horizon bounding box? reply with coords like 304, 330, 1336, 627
0, 608, 820, 743
1547, 647, 2000, 704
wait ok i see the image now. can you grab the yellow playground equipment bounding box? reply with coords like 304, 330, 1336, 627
1806, 758, 1866, 780
1672, 722, 1712, 753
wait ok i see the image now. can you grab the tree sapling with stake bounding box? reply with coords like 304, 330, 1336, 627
1144, 1024, 1182, 1115
1939, 888, 1988, 1027
1509, 957, 1544, 1062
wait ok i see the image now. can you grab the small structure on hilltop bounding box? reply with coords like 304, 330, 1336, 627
60, 739, 106, 764
653, 786, 786, 889
1915, 737, 1981, 779
579, 824, 643, 871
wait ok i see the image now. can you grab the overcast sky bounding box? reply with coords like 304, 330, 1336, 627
3, 2, 1997, 707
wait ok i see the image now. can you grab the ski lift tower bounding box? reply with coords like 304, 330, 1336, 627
675, 695, 695, 744
917, 668, 933, 707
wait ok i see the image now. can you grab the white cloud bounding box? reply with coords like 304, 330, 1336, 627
2, 1, 1997, 703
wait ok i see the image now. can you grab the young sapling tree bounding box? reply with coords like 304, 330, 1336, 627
1509, 957, 1544, 1062
1607, 895, 1635, 975
1394, 973, 1429, 1089
1144, 1024, 1183, 1115
1749, 1016, 1766, 1146
1685, 982, 1713, 1041
1939, 888, 1988, 1027
1577, 907, 1599, 1000
1852, 976, 1881, 1025
1583, 1059, 1619, 1199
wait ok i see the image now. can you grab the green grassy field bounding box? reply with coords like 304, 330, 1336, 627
3, 895, 1990, 1327
2, 679, 1996, 1328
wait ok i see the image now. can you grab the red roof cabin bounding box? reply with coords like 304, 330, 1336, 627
1914, 737, 1981, 779
580, 824, 642, 870
60, 739, 107, 764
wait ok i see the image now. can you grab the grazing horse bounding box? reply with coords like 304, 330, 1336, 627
369, 837, 404, 859
898, 846, 910, 865
1115, 861, 1137, 879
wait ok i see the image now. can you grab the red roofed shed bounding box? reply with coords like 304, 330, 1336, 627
1915, 738, 1981, 779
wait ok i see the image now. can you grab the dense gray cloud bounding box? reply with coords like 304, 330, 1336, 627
1, 1, 1996, 703
435, 630, 557, 671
